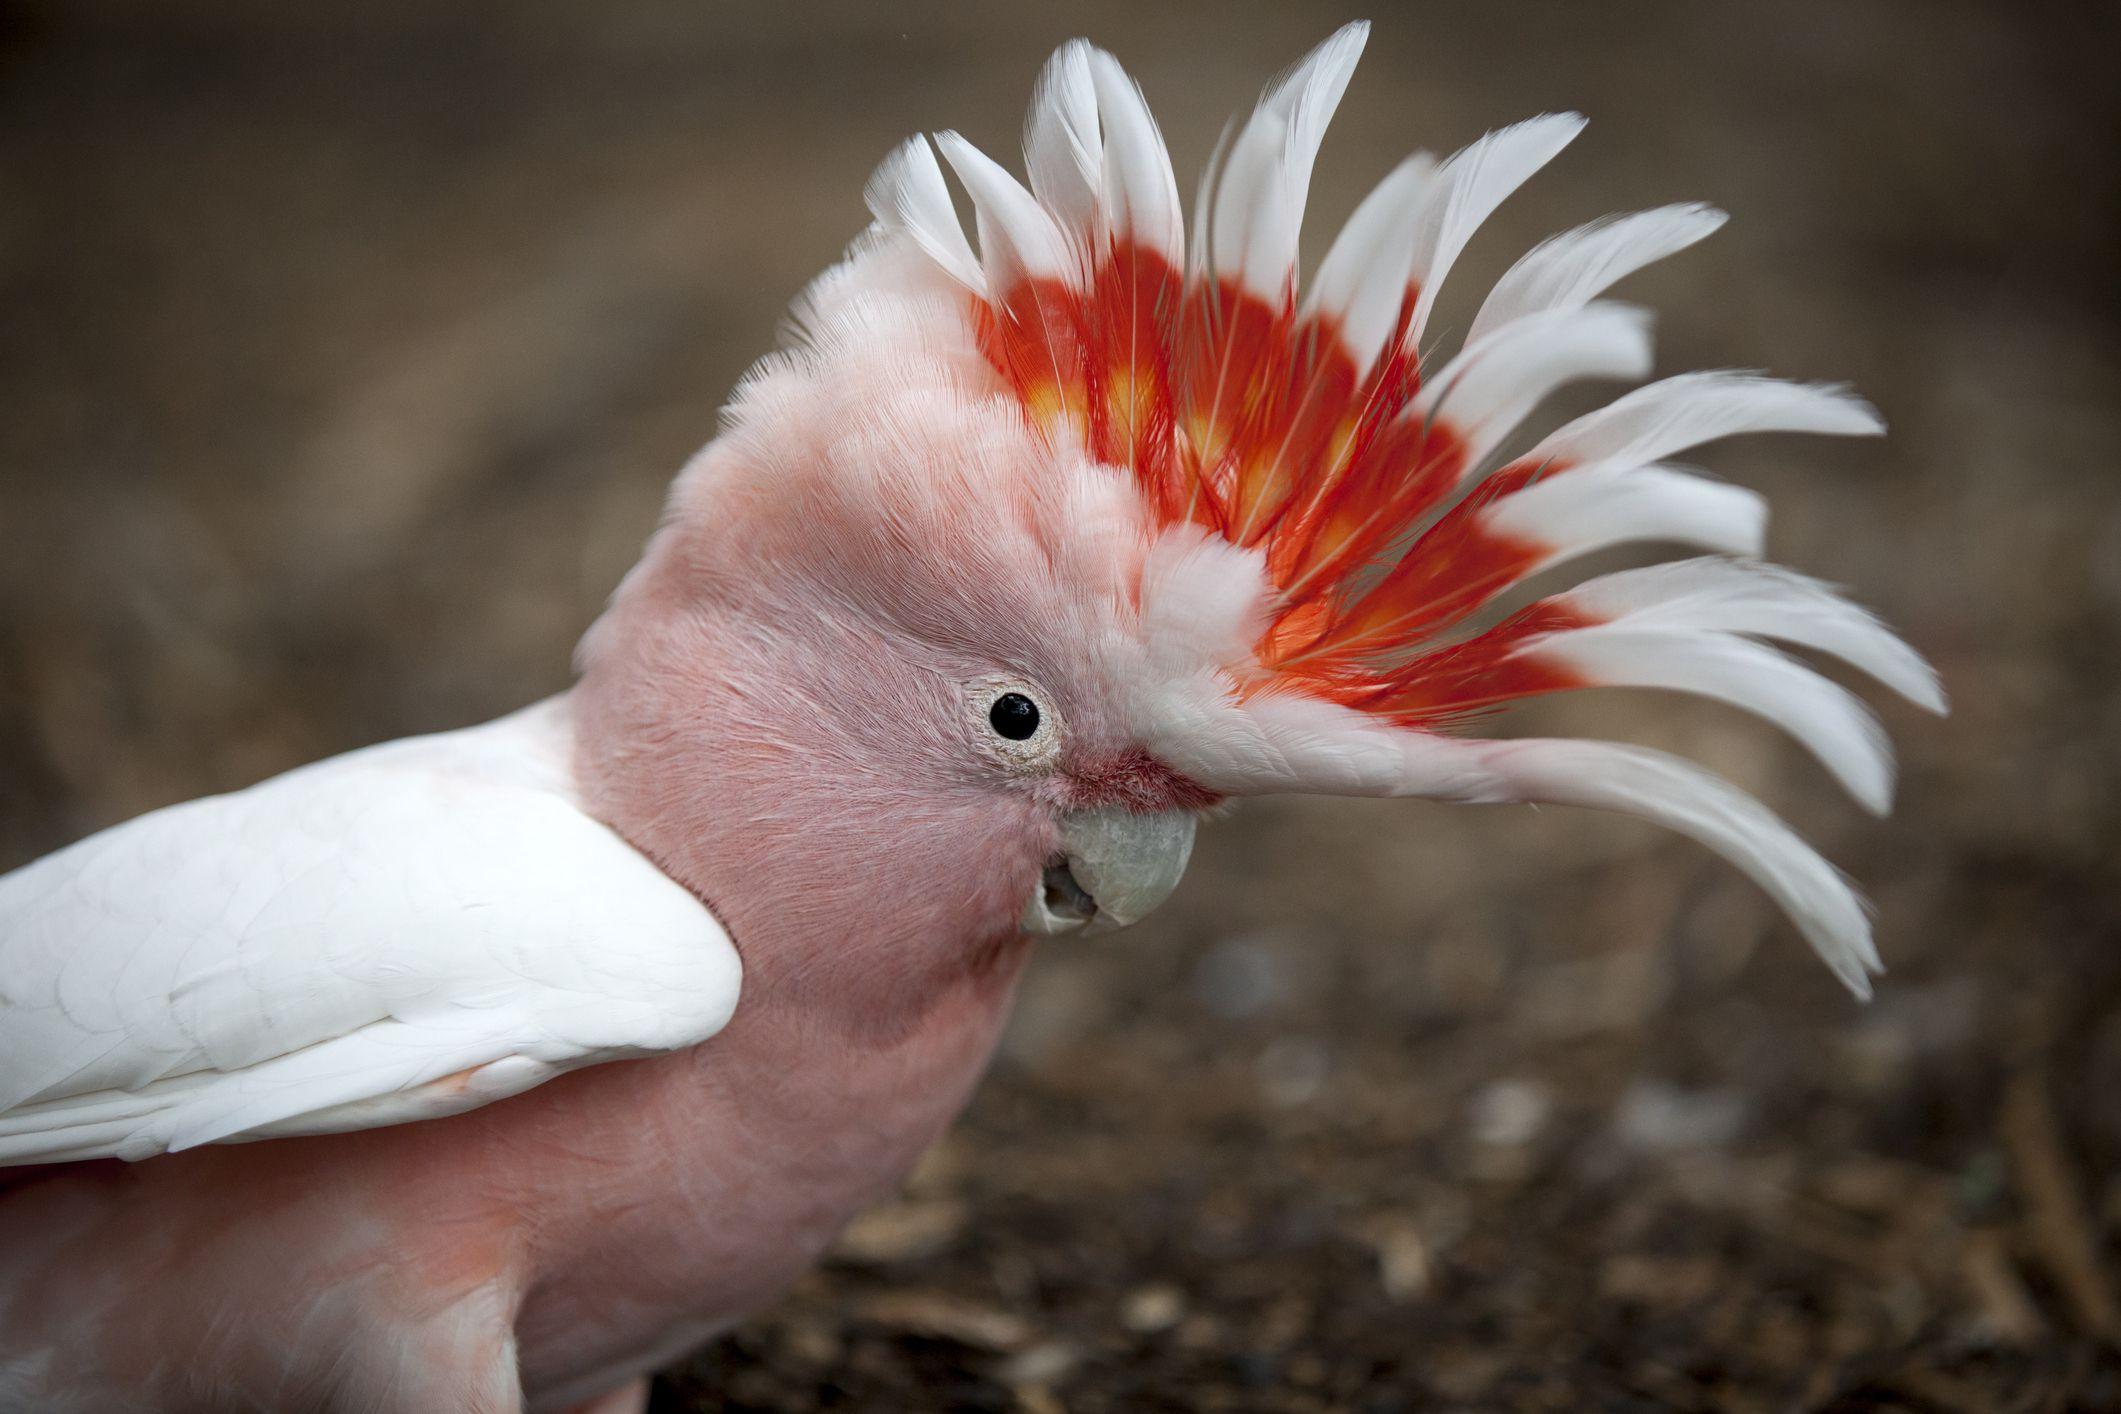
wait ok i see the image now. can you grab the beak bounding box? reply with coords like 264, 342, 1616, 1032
1018, 807, 1197, 937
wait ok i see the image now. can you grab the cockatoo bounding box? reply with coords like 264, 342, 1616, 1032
0, 23, 1941, 1413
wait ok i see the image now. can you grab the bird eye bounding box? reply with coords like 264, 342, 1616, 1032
970, 678, 1061, 772
988, 692, 1041, 741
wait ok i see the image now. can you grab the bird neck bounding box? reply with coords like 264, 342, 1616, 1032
563, 672, 1039, 1044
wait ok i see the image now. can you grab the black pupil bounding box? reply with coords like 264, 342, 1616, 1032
989, 693, 1040, 740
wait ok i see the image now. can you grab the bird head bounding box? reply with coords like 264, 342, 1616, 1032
572, 23, 1942, 1015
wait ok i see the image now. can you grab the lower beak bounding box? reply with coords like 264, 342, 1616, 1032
1018, 807, 1197, 937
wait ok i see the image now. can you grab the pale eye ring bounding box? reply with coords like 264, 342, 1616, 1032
971, 678, 1061, 771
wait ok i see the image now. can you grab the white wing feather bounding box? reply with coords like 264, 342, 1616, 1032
0, 698, 740, 1164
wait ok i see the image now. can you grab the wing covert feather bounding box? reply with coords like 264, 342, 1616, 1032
0, 698, 740, 1163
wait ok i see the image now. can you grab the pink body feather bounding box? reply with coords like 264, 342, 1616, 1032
1, 951, 1021, 1410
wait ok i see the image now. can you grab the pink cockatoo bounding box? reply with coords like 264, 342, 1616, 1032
0, 23, 1941, 1413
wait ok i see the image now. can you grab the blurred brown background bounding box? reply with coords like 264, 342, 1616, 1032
3, 1, 2117, 1408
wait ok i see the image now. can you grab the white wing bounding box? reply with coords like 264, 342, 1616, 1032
0, 697, 740, 1164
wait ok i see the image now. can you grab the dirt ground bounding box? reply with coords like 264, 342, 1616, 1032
3, 1, 2118, 1409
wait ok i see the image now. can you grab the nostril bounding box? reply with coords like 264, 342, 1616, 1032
1040, 857, 1097, 922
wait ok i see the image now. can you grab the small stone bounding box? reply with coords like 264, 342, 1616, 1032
1256, 1036, 1332, 1107
1613, 1079, 1746, 1152
779, 1320, 843, 1367
858, 1290, 1032, 1351
1119, 1282, 1187, 1334
831, 1197, 968, 1266
1427, 1346, 1506, 1401
1190, 934, 1290, 1019
1013, 1387, 1067, 1414
1252, 1292, 1310, 1350
904, 1137, 968, 1194
1353, 1213, 1433, 1301
1174, 1313, 1225, 1351
1598, 1253, 1719, 1306
1468, 1078, 1552, 1148
996, 1339, 1080, 1388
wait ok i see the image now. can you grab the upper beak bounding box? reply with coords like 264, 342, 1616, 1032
1018, 807, 1197, 937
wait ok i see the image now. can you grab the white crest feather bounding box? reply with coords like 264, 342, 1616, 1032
1148, 686, 1884, 998
1530, 371, 1885, 470
1517, 622, 1897, 814
1085, 47, 1185, 264
1468, 204, 1727, 344
864, 136, 985, 294
1561, 559, 1947, 713
1405, 113, 1587, 350
1303, 155, 1440, 377
1484, 463, 1769, 569
1415, 302, 1654, 468
1206, 21, 1368, 298
1464, 738, 1882, 997
1024, 40, 1104, 237
934, 130, 1074, 287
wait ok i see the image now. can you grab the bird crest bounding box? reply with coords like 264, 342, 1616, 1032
855, 22, 1943, 993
